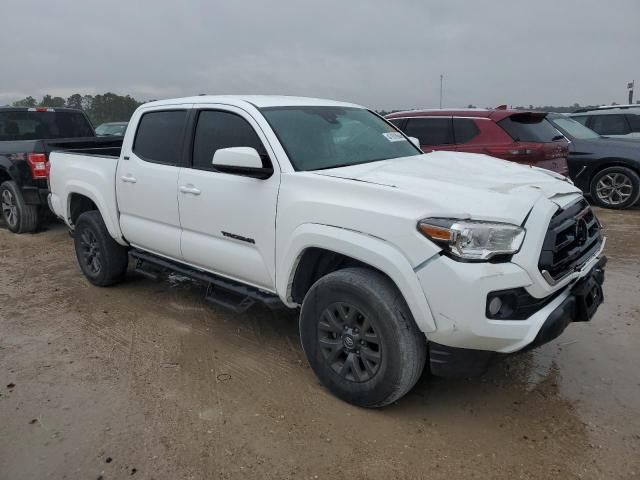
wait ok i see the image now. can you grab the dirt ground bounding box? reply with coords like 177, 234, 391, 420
1, 207, 639, 480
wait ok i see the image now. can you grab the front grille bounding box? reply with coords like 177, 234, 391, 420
538, 198, 602, 282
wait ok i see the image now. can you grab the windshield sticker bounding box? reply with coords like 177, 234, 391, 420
382, 132, 406, 142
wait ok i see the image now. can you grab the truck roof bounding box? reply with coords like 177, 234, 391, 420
140, 95, 364, 110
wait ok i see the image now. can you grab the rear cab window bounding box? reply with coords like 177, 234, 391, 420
191, 110, 270, 170
132, 110, 187, 165
403, 117, 454, 146
0, 110, 94, 141
497, 113, 561, 142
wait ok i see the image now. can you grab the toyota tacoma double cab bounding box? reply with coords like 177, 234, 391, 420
48, 96, 606, 407
0, 106, 122, 233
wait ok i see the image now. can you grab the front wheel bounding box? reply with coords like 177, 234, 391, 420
589, 166, 640, 209
74, 211, 128, 286
300, 267, 426, 408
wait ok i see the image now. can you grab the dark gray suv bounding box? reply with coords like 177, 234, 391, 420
570, 106, 640, 140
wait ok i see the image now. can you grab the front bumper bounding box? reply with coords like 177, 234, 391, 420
428, 257, 606, 378
416, 238, 606, 354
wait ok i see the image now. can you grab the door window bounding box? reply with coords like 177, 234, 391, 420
590, 114, 631, 136
403, 118, 454, 146
192, 110, 269, 170
626, 114, 640, 132
133, 110, 187, 165
453, 118, 480, 144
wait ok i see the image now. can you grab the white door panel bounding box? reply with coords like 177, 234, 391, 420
116, 107, 189, 260
117, 158, 182, 259
178, 169, 278, 289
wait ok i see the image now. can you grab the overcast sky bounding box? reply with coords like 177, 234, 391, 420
2, 0, 638, 110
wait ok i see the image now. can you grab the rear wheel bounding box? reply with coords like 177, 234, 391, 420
300, 267, 426, 408
589, 166, 640, 209
0, 181, 39, 233
74, 211, 128, 286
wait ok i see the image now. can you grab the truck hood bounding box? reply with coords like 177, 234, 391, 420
313, 151, 581, 224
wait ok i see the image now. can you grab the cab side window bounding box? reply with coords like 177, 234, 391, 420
403, 118, 454, 146
133, 110, 187, 165
192, 110, 270, 171
590, 114, 631, 136
627, 114, 640, 133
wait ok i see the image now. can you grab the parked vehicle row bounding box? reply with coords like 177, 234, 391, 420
45, 95, 607, 407
387, 107, 640, 209
386, 107, 570, 175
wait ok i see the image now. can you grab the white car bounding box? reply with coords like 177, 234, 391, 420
47, 96, 607, 407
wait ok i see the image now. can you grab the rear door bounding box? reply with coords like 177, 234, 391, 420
177, 106, 279, 290
116, 106, 189, 260
402, 117, 454, 152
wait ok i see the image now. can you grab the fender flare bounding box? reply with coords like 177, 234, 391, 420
63, 181, 126, 245
277, 223, 437, 334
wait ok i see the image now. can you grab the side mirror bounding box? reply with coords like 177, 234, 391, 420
408, 136, 421, 148
211, 147, 273, 179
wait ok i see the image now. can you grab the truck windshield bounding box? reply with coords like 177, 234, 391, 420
261, 106, 421, 171
0, 110, 94, 141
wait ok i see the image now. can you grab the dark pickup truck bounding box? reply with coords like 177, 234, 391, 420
0, 107, 122, 233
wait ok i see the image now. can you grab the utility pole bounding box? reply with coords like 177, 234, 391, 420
439, 74, 443, 109
628, 80, 635, 104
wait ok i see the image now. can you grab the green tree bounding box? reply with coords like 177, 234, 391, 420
12, 96, 37, 107
87, 92, 142, 125
40, 95, 66, 107
66, 93, 84, 110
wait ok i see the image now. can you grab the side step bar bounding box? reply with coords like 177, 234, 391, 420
129, 249, 284, 313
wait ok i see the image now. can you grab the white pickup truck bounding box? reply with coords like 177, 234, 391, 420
48, 96, 606, 407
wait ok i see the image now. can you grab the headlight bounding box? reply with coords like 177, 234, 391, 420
417, 218, 526, 261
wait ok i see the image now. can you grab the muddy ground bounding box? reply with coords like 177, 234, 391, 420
1, 207, 639, 480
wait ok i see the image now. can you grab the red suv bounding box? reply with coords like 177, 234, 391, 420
385, 108, 569, 175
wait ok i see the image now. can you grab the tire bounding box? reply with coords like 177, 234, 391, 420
300, 267, 426, 408
0, 181, 39, 233
74, 211, 128, 286
589, 166, 640, 209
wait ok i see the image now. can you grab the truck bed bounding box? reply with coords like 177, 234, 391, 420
48, 149, 123, 243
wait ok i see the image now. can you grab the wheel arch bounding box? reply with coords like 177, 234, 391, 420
63, 183, 125, 245
278, 223, 437, 334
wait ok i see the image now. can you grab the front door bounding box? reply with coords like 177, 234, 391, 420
116, 107, 189, 260
178, 107, 279, 290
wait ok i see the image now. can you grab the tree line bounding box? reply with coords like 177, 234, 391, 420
11, 93, 143, 126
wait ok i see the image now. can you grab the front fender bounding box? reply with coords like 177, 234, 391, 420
277, 223, 437, 334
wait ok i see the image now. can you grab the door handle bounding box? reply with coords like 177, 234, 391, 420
179, 185, 201, 195
121, 175, 137, 184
